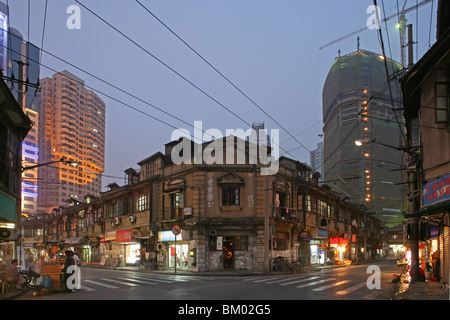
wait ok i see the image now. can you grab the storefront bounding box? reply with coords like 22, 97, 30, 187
158, 230, 187, 270
116, 229, 141, 265
330, 237, 348, 262
310, 241, 326, 265
309, 228, 328, 265
100, 229, 141, 266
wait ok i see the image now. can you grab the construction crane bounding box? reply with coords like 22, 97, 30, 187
319, 0, 433, 69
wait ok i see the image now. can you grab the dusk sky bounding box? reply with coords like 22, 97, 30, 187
8, 0, 437, 191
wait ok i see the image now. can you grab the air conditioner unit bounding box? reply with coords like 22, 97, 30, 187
208, 230, 217, 236
0, 228, 19, 241
129, 216, 136, 223
156, 243, 164, 251
114, 217, 121, 225
183, 207, 193, 216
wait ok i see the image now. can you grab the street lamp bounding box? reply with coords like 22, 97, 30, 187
355, 137, 422, 281
355, 138, 403, 151
22, 158, 80, 172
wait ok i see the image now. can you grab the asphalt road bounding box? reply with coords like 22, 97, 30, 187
17, 259, 402, 302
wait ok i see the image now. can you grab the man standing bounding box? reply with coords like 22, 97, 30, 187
63, 251, 75, 293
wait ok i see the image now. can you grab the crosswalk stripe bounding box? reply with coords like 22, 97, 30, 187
118, 278, 157, 285
83, 279, 119, 289
101, 278, 139, 287
127, 277, 173, 283
129, 277, 173, 284
243, 276, 270, 281
295, 278, 336, 289
336, 282, 367, 295
265, 276, 302, 284
253, 276, 287, 283
279, 276, 320, 286
312, 280, 351, 292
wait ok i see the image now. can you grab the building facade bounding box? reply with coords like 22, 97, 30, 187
310, 141, 324, 182
5, 27, 41, 216
37, 70, 106, 211
322, 49, 406, 227
401, 2, 450, 284
21, 137, 384, 272
0, 77, 32, 263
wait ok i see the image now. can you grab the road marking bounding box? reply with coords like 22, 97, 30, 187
118, 278, 157, 285
83, 279, 118, 289
336, 282, 367, 295
243, 276, 270, 281
138, 277, 173, 284
265, 276, 302, 284
253, 276, 287, 283
312, 280, 351, 291
101, 278, 139, 287
279, 276, 321, 286
295, 278, 336, 289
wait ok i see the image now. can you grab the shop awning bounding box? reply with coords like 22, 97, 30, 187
403, 201, 450, 219
64, 236, 87, 245
330, 237, 348, 245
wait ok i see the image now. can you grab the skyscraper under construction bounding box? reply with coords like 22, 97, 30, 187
322, 49, 405, 227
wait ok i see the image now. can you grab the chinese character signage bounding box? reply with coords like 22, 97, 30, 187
423, 174, 450, 207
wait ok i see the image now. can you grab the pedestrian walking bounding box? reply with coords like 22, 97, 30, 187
70, 251, 82, 289
63, 250, 75, 293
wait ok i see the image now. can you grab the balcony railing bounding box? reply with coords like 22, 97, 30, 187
273, 207, 297, 221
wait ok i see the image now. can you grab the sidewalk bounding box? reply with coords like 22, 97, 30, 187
393, 272, 448, 300
0, 286, 32, 300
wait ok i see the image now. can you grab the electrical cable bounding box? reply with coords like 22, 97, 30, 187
135, 0, 312, 155
73, 0, 305, 162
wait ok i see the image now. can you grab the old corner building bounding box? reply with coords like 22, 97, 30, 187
22, 136, 384, 272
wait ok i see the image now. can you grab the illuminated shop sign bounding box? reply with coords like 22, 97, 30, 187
158, 230, 182, 242
423, 174, 450, 207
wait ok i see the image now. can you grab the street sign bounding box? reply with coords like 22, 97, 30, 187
172, 224, 181, 236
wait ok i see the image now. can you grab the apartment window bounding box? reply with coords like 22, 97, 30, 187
410, 117, 420, 147
436, 82, 449, 124
169, 192, 183, 219
222, 186, 240, 206
306, 195, 312, 212
135, 193, 150, 212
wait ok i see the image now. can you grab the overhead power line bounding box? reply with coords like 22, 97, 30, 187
69, 1, 304, 161
2, 34, 302, 164
135, 0, 311, 155
73, 0, 251, 131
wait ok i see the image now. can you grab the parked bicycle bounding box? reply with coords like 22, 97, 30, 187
272, 256, 303, 273
138, 259, 156, 271
19, 270, 41, 289
111, 257, 124, 270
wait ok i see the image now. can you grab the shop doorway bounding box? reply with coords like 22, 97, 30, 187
169, 244, 189, 269
223, 237, 235, 269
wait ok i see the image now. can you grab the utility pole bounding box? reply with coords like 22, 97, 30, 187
264, 176, 270, 273
407, 24, 415, 69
